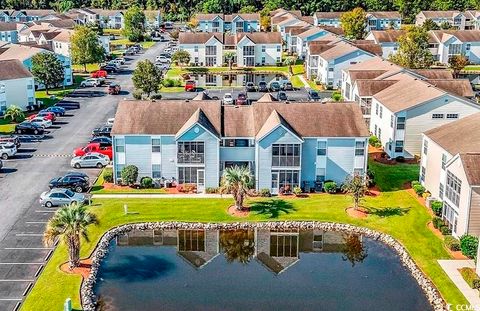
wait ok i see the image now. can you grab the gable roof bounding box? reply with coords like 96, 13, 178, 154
314, 12, 343, 19
225, 13, 260, 21
297, 27, 324, 39
429, 30, 480, 43
175, 108, 219, 139
367, 11, 401, 19
418, 10, 461, 19
0, 22, 18, 31
0, 59, 32, 80
0, 43, 46, 61
411, 69, 453, 80
195, 13, 223, 21
424, 112, 480, 155
257, 93, 278, 102
52, 29, 73, 43
319, 41, 363, 61
255, 109, 302, 141
356, 79, 398, 96
179, 32, 223, 44
427, 79, 474, 98
349, 70, 388, 83
368, 30, 405, 43
460, 153, 480, 185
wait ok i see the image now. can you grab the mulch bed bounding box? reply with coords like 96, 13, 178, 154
346, 207, 368, 219
227, 205, 250, 218
367, 186, 380, 197
60, 258, 92, 279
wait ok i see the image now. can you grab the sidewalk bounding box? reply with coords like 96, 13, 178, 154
438, 259, 480, 310
92, 193, 227, 199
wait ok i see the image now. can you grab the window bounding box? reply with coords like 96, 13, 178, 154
221, 139, 251, 147
115, 138, 125, 152
178, 167, 200, 184
390, 115, 394, 127
152, 164, 161, 179
276, 57, 281, 63
212, 21, 220, 28
354, 168, 364, 176
27, 84, 33, 90
262, 45, 266, 52
378, 128, 382, 139
177, 142, 205, 164
445, 171, 461, 206
315, 168, 325, 182
448, 44, 462, 55
205, 45, 216, 55
395, 140, 403, 153
194, 45, 198, 52
28, 97, 34, 104
178, 230, 205, 251
447, 114, 459, 119
276, 45, 281, 52
441, 154, 447, 170
423, 139, 428, 155
272, 144, 300, 166
243, 46, 255, 56
317, 141, 327, 156
261, 56, 265, 64
432, 113, 444, 119
420, 166, 425, 181
379, 106, 383, 118
466, 43, 471, 51
152, 138, 161, 153
374, 124, 378, 136
355, 141, 365, 156
396, 117, 405, 130
270, 234, 298, 257
194, 57, 199, 63
439, 182, 444, 199
442, 202, 458, 234
272, 170, 300, 189
375, 103, 379, 115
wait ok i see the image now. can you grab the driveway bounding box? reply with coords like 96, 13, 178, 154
0, 40, 167, 310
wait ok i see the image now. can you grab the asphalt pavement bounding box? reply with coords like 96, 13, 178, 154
0, 40, 168, 310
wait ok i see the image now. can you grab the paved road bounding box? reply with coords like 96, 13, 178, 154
0, 40, 167, 310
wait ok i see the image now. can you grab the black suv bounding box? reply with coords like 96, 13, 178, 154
258, 81, 268, 92
15, 122, 45, 135
92, 125, 112, 137
49, 175, 89, 193
89, 136, 112, 147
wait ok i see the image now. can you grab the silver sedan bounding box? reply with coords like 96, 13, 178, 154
39, 188, 86, 208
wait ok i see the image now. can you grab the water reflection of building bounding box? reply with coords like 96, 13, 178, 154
116, 228, 350, 273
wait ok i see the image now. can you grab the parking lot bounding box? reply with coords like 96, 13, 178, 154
0, 39, 168, 310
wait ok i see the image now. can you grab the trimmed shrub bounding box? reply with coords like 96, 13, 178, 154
439, 225, 451, 236
430, 200, 443, 216
444, 235, 461, 251
140, 176, 153, 188
412, 184, 425, 196
459, 267, 480, 289
368, 135, 382, 148
150, 94, 162, 100
411, 180, 421, 187
293, 186, 302, 196
132, 90, 143, 100
432, 216, 443, 229
205, 187, 218, 194
121, 165, 138, 186
103, 168, 114, 183
323, 181, 338, 194
183, 183, 197, 193
259, 188, 272, 197
162, 78, 175, 87
460, 235, 479, 259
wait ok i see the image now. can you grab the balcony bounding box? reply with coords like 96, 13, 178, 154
177, 152, 204, 164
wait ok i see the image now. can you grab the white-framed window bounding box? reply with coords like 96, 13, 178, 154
115, 138, 125, 152
272, 144, 301, 167
390, 115, 394, 127
276, 57, 281, 63
152, 164, 161, 179
420, 166, 425, 181
447, 114, 459, 119
423, 139, 428, 155
442, 202, 458, 233
27, 84, 33, 89
432, 113, 444, 119
441, 154, 447, 170
152, 138, 161, 153
317, 141, 327, 156
378, 128, 382, 140
439, 182, 444, 199
375, 103, 379, 115
354, 168, 364, 176
396, 117, 405, 130
194, 45, 198, 52
445, 171, 461, 206
395, 140, 403, 153
276, 45, 281, 52
28, 97, 34, 104
355, 141, 365, 156
379, 106, 383, 118
315, 167, 325, 182
374, 124, 378, 136
262, 45, 266, 52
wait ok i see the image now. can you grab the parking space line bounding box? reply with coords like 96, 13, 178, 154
0, 263, 44, 265
0, 298, 21, 301
3, 247, 53, 250
0, 280, 34, 282
14, 234, 43, 237
34, 210, 57, 213
24, 221, 47, 224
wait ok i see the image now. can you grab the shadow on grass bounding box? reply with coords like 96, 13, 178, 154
250, 199, 296, 218
90, 185, 104, 192
365, 206, 410, 217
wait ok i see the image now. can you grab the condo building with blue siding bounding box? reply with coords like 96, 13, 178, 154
111, 100, 369, 194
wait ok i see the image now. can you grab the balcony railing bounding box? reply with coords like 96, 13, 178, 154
177, 152, 204, 164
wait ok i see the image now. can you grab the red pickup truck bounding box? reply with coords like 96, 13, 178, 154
73, 143, 112, 159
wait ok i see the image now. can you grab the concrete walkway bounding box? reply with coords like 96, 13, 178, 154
438, 259, 480, 310
297, 74, 310, 89
92, 193, 227, 199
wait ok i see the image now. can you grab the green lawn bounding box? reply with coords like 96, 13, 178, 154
72, 63, 100, 73
463, 65, 480, 71
22, 189, 466, 310
103, 28, 123, 35
90, 169, 168, 194
368, 159, 420, 191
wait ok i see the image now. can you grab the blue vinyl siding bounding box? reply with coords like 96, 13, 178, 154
161, 136, 177, 179
124, 136, 152, 178
301, 138, 317, 183
326, 139, 355, 183
220, 147, 255, 162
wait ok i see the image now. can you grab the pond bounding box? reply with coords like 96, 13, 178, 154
187, 73, 287, 87
94, 229, 432, 311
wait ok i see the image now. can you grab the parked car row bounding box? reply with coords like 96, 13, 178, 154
222, 93, 248, 105
245, 80, 293, 92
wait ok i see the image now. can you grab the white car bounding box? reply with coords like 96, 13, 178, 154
0, 142, 17, 160
81, 78, 101, 87
29, 117, 52, 128
223, 93, 234, 105
155, 56, 170, 63
106, 118, 115, 126
70, 152, 110, 169
114, 57, 125, 65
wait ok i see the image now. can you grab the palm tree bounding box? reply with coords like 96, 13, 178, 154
283, 56, 296, 75
3, 105, 24, 122
224, 51, 236, 70
219, 230, 255, 264
220, 165, 252, 210
44, 204, 98, 269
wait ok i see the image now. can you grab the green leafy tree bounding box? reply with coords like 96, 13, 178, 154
31, 53, 65, 95
449, 54, 469, 78
342, 173, 369, 210
340, 7, 367, 40
224, 51, 236, 70
440, 21, 453, 30
220, 165, 253, 210
71, 26, 105, 73
283, 56, 296, 75
132, 60, 162, 98
219, 230, 255, 264
422, 19, 440, 31
3, 105, 24, 122
43, 204, 98, 269
342, 234, 368, 267
172, 50, 191, 68
123, 6, 146, 42
51, 0, 74, 12
239, 5, 257, 13
121, 165, 139, 185
331, 91, 343, 102
202, 0, 222, 13
394, 0, 427, 24
389, 26, 434, 69
170, 29, 179, 40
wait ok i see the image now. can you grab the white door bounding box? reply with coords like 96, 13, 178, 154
271, 172, 279, 194
197, 169, 205, 193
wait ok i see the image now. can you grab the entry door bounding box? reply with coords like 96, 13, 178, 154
271, 172, 279, 194
197, 169, 205, 193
